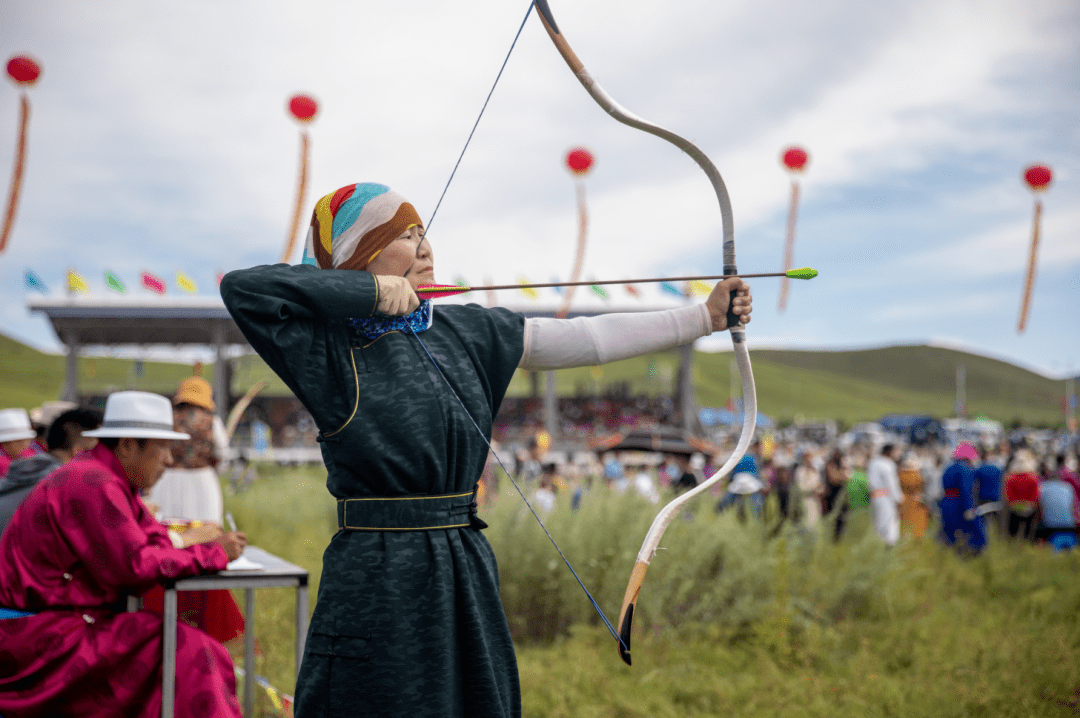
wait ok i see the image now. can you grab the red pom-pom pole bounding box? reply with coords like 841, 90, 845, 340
1017, 164, 1053, 333
281, 94, 319, 263
1, 55, 42, 254
778, 146, 809, 312
558, 148, 596, 318
6, 56, 40, 86
565, 147, 594, 177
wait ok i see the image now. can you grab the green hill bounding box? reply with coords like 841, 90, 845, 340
0, 332, 1067, 426
505, 345, 1066, 426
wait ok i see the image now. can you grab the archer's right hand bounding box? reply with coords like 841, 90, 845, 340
375, 275, 420, 316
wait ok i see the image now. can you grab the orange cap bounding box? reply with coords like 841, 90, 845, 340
174, 377, 215, 412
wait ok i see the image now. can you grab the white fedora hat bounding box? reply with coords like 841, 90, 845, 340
0, 409, 37, 442
83, 392, 190, 441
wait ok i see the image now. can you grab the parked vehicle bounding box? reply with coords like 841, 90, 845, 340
878, 414, 945, 445
943, 418, 1004, 449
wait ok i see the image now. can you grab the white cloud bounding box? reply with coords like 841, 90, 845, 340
0, 0, 1076, 375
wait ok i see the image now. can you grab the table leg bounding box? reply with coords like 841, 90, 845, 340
296, 582, 309, 681
244, 588, 255, 718
162, 588, 177, 718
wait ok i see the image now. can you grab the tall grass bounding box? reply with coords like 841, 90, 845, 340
224, 464, 1080, 717
490, 487, 900, 643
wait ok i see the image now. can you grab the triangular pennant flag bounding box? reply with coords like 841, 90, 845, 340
141, 271, 166, 295
589, 283, 609, 300
215, 271, 224, 286
176, 271, 197, 294
516, 276, 539, 301
453, 276, 470, 297
660, 281, 682, 297
66, 269, 89, 294
105, 270, 126, 294
624, 283, 640, 298
687, 279, 712, 296
551, 277, 564, 295
24, 269, 47, 293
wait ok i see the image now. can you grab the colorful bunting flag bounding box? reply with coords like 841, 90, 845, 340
255, 676, 284, 712
23, 269, 47, 293
66, 269, 89, 294
624, 284, 641, 298
141, 271, 166, 295
216, 271, 224, 286
516, 276, 539, 301
105, 270, 126, 294
176, 271, 198, 294
660, 281, 683, 297
589, 283, 609, 299
453, 276, 471, 297
687, 279, 712, 296
551, 277, 564, 295
235, 667, 294, 717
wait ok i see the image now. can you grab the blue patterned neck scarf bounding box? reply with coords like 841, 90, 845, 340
347, 300, 433, 341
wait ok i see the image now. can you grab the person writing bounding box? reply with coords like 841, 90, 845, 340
0, 391, 247, 717
220, 182, 752, 718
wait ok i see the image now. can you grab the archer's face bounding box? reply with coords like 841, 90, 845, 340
366, 226, 435, 291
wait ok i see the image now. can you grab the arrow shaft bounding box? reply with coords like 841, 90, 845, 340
419, 271, 794, 294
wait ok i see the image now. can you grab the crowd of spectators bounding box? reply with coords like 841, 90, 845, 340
497, 431, 1080, 553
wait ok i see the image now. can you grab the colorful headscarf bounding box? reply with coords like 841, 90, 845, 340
302, 183, 423, 271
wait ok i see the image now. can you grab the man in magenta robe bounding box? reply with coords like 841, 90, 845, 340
0, 391, 246, 718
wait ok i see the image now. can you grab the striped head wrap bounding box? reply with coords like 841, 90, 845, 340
301, 183, 423, 271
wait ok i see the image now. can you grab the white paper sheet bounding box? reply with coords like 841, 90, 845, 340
225, 555, 264, 571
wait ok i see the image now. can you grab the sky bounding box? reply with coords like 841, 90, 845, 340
1, 0, 1077, 377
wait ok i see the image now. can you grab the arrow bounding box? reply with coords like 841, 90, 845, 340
416, 267, 817, 299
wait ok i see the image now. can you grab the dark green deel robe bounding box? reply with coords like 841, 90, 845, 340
221, 264, 525, 718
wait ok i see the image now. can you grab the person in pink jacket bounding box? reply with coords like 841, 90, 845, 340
0, 391, 247, 718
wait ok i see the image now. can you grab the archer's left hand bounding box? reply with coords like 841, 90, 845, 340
706, 278, 752, 332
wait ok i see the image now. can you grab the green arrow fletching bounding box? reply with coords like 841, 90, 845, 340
785, 267, 818, 280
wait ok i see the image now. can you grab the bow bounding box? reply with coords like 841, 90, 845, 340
533, 0, 759, 665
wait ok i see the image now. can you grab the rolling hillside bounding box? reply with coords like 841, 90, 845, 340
0, 332, 1068, 426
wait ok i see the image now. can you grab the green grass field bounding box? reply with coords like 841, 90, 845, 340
2, 331, 1069, 426
224, 463, 1080, 717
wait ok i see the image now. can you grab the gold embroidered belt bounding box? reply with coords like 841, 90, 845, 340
336, 490, 486, 531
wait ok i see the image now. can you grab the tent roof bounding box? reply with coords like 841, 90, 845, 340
28, 296, 246, 346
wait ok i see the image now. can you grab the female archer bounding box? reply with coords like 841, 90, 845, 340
221, 182, 752, 718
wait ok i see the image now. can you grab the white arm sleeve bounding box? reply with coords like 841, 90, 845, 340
519, 304, 713, 370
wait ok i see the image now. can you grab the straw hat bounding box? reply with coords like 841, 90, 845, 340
29, 400, 78, 428
173, 377, 214, 412
0, 409, 36, 442
1007, 449, 1038, 475
83, 392, 190, 440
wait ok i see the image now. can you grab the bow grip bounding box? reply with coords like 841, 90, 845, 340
726, 287, 741, 330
